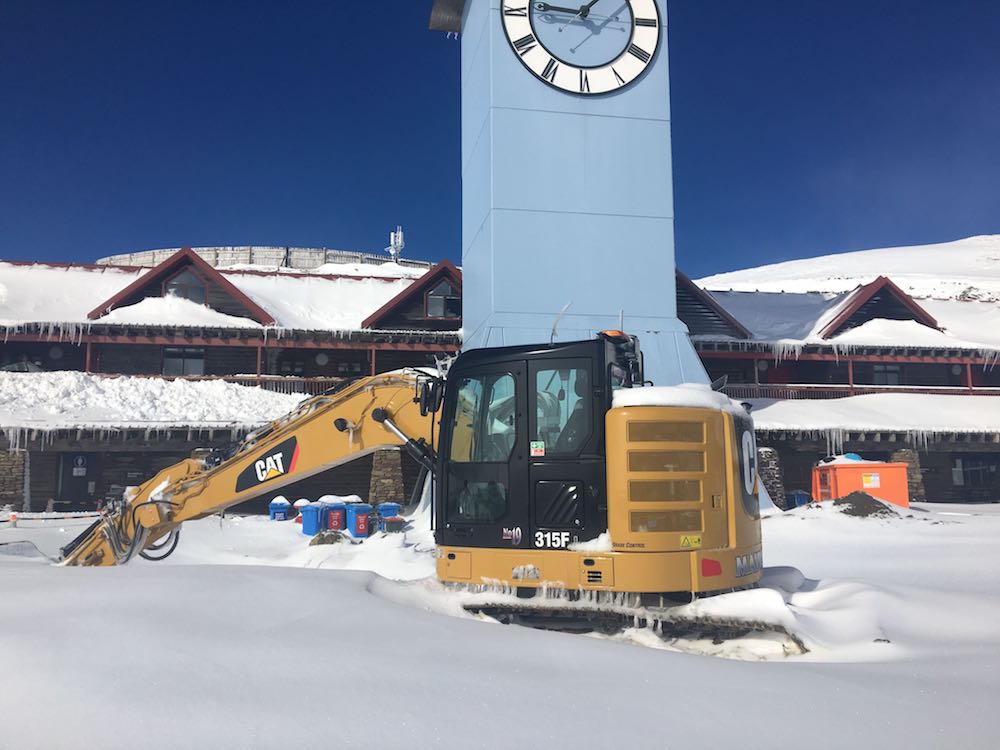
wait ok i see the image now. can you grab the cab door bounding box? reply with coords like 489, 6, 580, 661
438, 363, 530, 548
527, 358, 606, 550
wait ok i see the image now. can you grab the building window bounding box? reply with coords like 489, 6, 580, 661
951, 456, 998, 487
279, 360, 305, 376
337, 362, 365, 376
425, 280, 460, 319
162, 347, 205, 376
163, 269, 207, 304
873, 364, 901, 386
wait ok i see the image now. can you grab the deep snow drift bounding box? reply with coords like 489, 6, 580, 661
1, 500, 998, 749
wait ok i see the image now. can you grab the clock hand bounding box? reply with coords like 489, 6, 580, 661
533, 2, 581, 13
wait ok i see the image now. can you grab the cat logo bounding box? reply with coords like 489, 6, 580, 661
255, 454, 286, 482
235, 437, 299, 493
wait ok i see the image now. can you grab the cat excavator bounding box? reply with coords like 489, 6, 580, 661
61, 332, 790, 647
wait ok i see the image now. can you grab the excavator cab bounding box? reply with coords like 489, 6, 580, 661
434, 333, 638, 553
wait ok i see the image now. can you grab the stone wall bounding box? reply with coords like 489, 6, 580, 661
0, 451, 26, 510
369, 449, 406, 506
757, 447, 787, 510
889, 448, 928, 504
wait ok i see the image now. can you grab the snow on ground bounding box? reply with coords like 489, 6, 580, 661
0, 371, 304, 433
698, 234, 1000, 301
1, 499, 998, 749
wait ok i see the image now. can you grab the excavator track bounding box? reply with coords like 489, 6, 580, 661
457, 588, 808, 654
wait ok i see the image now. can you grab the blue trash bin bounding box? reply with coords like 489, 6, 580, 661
300, 503, 322, 535
376, 502, 402, 531
269, 498, 291, 521
787, 490, 811, 508
345, 503, 373, 538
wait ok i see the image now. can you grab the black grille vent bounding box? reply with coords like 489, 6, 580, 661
586, 570, 603, 584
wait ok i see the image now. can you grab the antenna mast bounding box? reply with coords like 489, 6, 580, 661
386, 225, 405, 263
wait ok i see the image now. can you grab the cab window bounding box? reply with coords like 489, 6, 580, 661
534, 366, 591, 456
449, 373, 516, 463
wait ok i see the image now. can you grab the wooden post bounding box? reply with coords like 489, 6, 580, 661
966, 362, 974, 390
84, 342, 93, 373
369, 348, 377, 376
256, 345, 263, 385
847, 359, 855, 393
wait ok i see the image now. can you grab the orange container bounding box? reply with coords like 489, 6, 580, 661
811, 460, 910, 509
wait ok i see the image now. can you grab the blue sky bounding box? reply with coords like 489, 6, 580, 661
1, 1, 998, 277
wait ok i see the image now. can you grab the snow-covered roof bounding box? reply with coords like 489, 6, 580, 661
0, 371, 304, 437
698, 234, 1000, 301
0, 258, 435, 333
750, 392, 1000, 446
696, 236, 1000, 353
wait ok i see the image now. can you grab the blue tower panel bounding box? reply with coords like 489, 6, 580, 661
458, 0, 706, 385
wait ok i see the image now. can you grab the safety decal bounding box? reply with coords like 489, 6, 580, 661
680, 534, 702, 549
530, 441, 545, 457
235, 437, 299, 492
862, 472, 881, 489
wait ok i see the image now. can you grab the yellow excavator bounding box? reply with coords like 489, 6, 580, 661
62, 332, 781, 644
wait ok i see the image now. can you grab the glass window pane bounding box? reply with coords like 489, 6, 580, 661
450, 373, 516, 463
444, 296, 461, 318
534, 366, 591, 455
427, 296, 445, 317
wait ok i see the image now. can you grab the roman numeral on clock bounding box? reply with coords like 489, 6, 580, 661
512, 33, 536, 56
541, 58, 559, 82
503, 5, 528, 16
612, 67, 625, 85
579, 69, 590, 93
635, 17, 657, 27
628, 44, 651, 64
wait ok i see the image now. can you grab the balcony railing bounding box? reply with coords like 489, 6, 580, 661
721, 383, 1000, 400
86, 373, 349, 396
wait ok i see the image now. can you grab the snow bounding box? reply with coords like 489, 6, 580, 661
706, 289, 1000, 353
698, 234, 1000, 301
0, 260, 429, 333
225, 270, 416, 331
749, 392, 1000, 451
567, 530, 612, 552
751, 392, 1000, 434
829, 318, 978, 348
219, 261, 427, 279
0, 371, 303, 435
0, 262, 143, 326
98, 295, 261, 328
696, 236, 1000, 352
613, 382, 747, 416
1, 500, 998, 748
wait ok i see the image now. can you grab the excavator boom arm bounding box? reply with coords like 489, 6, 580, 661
61, 370, 439, 566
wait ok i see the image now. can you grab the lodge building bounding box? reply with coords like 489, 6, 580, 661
1, 246, 998, 511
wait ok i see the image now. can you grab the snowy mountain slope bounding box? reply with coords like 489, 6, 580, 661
698, 234, 1000, 301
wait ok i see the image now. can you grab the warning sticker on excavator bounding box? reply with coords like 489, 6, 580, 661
530, 441, 545, 457
680, 535, 702, 549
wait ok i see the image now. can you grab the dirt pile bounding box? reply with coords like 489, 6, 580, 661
832, 492, 900, 519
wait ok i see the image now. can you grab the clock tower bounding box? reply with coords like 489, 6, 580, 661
430, 0, 706, 385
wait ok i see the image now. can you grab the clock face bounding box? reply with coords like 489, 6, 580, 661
501, 1, 660, 95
